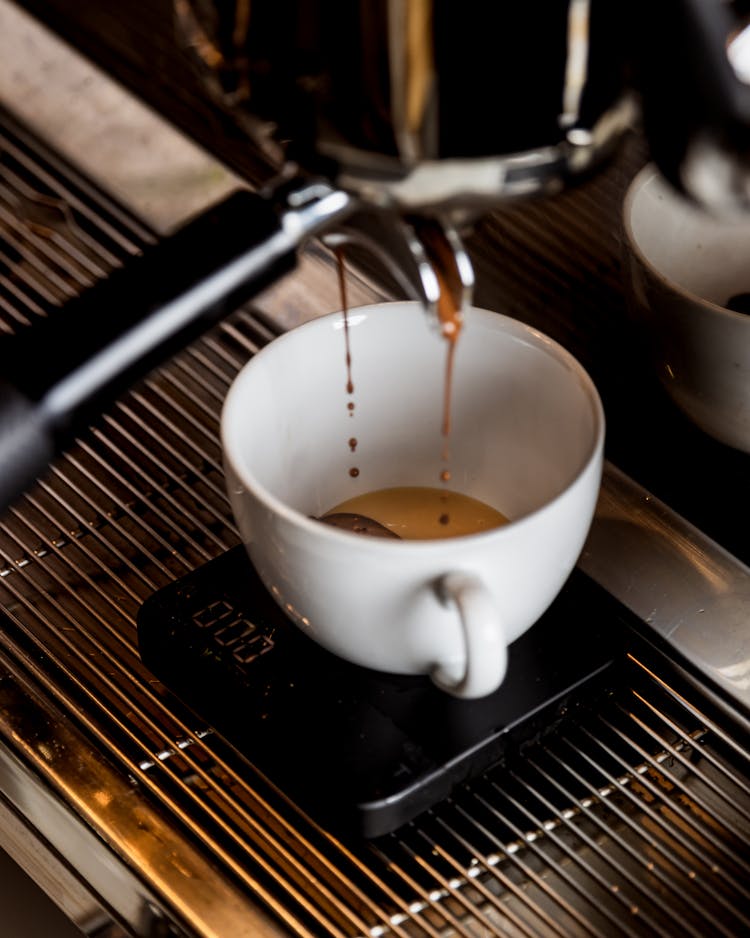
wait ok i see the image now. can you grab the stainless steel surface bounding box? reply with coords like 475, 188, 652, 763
582, 465, 750, 714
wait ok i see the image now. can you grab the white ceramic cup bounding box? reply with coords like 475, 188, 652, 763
623, 165, 750, 452
222, 302, 604, 699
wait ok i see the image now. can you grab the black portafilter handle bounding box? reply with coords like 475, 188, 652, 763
0, 180, 352, 512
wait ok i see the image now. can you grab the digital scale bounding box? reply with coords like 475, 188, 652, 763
138, 546, 628, 838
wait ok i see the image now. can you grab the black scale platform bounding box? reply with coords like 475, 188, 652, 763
137, 546, 630, 838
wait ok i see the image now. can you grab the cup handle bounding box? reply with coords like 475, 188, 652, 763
432, 572, 507, 699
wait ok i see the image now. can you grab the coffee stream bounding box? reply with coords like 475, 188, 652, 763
335, 248, 359, 478
323, 237, 496, 539
437, 271, 460, 525
416, 221, 465, 527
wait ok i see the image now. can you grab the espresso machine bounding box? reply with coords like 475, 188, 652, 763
2, 0, 750, 511
2, 2, 750, 935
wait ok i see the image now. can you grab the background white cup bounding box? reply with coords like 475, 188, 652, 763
623, 165, 750, 453
222, 302, 604, 698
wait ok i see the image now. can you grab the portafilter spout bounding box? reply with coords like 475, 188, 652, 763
321, 207, 475, 326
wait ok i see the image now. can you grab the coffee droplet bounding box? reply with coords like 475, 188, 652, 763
347, 402, 355, 413
349, 437, 357, 452
439, 513, 450, 525
349, 467, 360, 477
440, 469, 451, 482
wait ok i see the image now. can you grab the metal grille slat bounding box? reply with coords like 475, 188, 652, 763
0, 125, 153, 255
9, 490, 146, 609
549, 735, 750, 934
0, 263, 48, 318
573, 720, 750, 906
128, 386, 226, 487
0, 205, 86, 299
623, 692, 750, 821
526, 750, 730, 937
71, 438, 215, 571
0, 539, 229, 769
87, 426, 226, 559
435, 805, 609, 938
176, 354, 236, 405
95, 414, 229, 550
488, 775, 649, 938
0, 638, 338, 938
0, 194, 104, 285
156, 356, 229, 416
46, 460, 181, 580
381, 848, 478, 938
361, 850, 464, 938
116, 395, 227, 502
409, 829, 570, 938
34, 476, 162, 592
0, 287, 34, 327
0, 175, 118, 276
596, 713, 750, 888
150, 365, 227, 427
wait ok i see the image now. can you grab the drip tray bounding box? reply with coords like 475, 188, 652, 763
137, 547, 630, 837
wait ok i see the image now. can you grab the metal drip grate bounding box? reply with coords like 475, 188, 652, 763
377, 655, 750, 937
0, 104, 749, 937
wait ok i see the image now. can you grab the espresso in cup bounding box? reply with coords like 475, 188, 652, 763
321, 485, 510, 540
222, 302, 604, 698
